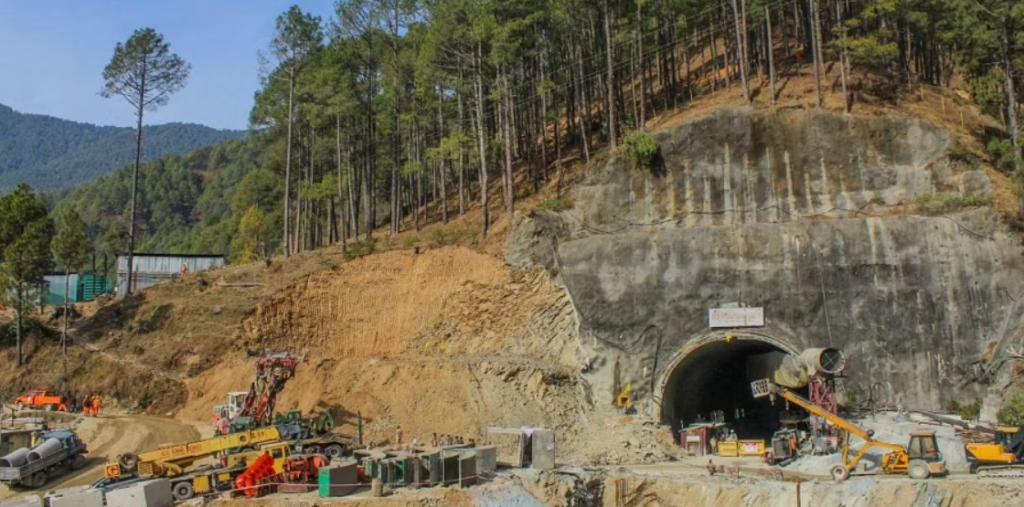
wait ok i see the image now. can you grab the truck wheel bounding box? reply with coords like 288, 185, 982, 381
324, 444, 344, 459
31, 471, 47, 488
908, 460, 931, 480
305, 445, 322, 455
119, 452, 139, 472
70, 454, 87, 470
173, 481, 195, 501
831, 465, 850, 482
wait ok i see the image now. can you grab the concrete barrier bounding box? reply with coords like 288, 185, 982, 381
48, 489, 104, 507
531, 429, 555, 470
105, 479, 172, 507
0, 496, 44, 507
475, 445, 497, 475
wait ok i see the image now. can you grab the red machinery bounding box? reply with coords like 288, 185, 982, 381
235, 351, 308, 428
283, 454, 328, 484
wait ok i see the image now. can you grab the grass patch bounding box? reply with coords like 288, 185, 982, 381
343, 240, 375, 260
402, 235, 420, 248
914, 192, 991, 215
538, 196, 573, 212
430, 226, 475, 247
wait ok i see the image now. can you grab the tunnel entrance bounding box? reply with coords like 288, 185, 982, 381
660, 335, 801, 441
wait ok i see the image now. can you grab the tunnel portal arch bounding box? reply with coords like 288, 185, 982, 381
655, 330, 800, 439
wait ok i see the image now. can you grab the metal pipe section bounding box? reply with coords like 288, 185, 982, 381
27, 438, 63, 462
772, 348, 845, 388
0, 447, 31, 468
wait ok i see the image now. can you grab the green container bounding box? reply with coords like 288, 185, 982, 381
81, 274, 111, 301
319, 465, 331, 498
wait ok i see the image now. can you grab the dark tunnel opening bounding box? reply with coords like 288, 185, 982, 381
662, 339, 804, 441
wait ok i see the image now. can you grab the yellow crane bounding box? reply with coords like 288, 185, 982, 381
105, 424, 298, 479
753, 380, 947, 481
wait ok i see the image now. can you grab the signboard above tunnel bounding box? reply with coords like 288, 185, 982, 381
708, 308, 764, 328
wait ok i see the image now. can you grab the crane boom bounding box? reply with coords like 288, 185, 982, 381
107, 423, 302, 479
772, 387, 907, 455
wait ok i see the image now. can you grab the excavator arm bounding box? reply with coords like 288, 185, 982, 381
772, 387, 907, 455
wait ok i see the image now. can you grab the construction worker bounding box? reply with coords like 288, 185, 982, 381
92, 395, 101, 417
395, 426, 403, 447
82, 395, 92, 416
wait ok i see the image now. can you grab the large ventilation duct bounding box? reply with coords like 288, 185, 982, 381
771, 348, 845, 389
27, 438, 63, 462
0, 447, 30, 468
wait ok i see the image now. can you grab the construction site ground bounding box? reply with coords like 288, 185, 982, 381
0, 410, 199, 502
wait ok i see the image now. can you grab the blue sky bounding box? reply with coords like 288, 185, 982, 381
0, 0, 334, 130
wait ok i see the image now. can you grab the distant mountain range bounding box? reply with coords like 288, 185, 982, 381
0, 103, 246, 192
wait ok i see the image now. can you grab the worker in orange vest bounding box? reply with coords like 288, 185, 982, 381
82, 395, 92, 416
92, 395, 101, 417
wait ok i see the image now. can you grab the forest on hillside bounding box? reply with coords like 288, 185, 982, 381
0, 103, 244, 192
44, 0, 1024, 266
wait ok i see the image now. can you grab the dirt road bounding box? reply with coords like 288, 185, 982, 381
0, 413, 199, 501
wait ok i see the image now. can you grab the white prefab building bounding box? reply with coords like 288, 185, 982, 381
116, 254, 226, 295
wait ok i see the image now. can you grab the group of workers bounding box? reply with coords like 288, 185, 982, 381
80, 395, 102, 416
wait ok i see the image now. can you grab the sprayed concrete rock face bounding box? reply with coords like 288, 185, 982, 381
517, 109, 1024, 428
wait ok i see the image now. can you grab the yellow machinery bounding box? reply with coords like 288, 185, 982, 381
104, 424, 302, 501
106, 424, 297, 479
965, 426, 1024, 475
752, 380, 947, 481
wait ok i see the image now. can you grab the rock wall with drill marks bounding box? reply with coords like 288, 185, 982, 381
512, 109, 1024, 414
573, 108, 990, 228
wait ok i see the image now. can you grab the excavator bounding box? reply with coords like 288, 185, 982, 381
965, 425, 1024, 475
752, 379, 947, 481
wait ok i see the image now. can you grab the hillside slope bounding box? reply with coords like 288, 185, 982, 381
0, 103, 245, 191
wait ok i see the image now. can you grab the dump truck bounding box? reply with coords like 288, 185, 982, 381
965, 425, 1024, 476
0, 430, 86, 488
13, 390, 68, 412
752, 379, 947, 481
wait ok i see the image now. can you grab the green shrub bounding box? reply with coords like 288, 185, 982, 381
538, 197, 571, 212
402, 235, 420, 248
131, 344, 144, 355
343, 240, 374, 260
998, 392, 1024, 426
624, 132, 661, 171
430, 227, 474, 247
137, 390, 152, 409
957, 400, 981, 421
914, 192, 991, 215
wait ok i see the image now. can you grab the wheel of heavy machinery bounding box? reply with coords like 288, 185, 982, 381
119, 452, 139, 472
831, 465, 850, 482
46, 465, 57, 476
31, 471, 47, 488
324, 444, 344, 459
172, 481, 195, 501
306, 445, 323, 455
908, 460, 931, 480
70, 454, 86, 470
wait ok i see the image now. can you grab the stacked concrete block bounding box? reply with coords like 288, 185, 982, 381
105, 479, 172, 507
531, 429, 555, 470
420, 450, 442, 486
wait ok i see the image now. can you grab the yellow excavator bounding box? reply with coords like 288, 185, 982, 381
965, 426, 1024, 475
752, 379, 947, 481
